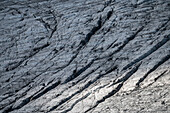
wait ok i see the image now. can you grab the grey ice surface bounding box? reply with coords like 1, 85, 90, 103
0, 0, 170, 113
